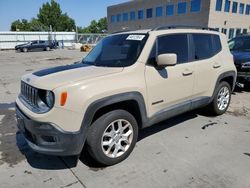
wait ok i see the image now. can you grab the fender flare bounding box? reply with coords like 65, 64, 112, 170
210, 70, 236, 103
78, 92, 148, 148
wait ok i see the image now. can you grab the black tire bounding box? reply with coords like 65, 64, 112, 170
208, 81, 231, 115
22, 48, 28, 52
86, 110, 138, 166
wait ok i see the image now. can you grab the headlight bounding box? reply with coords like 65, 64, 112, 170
45, 91, 54, 108
37, 90, 54, 112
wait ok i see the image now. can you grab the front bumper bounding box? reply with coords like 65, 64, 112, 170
16, 104, 84, 156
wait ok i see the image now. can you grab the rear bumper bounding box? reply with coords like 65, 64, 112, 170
16, 104, 84, 156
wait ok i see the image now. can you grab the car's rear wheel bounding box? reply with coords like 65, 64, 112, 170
208, 81, 231, 115
22, 48, 28, 52
87, 110, 138, 166
45, 47, 50, 51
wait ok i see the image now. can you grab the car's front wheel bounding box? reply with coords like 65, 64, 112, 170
87, 110, 138, 166
209, 81, 231, 115
22, 48, 28, 52
45, 47, 50, 51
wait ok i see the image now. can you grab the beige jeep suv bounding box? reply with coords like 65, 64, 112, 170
16, 27, 236, 166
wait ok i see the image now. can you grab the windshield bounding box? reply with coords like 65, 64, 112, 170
229, 36, 250, 51
82, 33, 148, 67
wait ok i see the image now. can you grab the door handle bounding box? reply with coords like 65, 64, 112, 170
213, 63, 221, 69
182, 69, 193, 76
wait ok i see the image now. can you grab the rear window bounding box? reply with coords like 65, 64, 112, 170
192, 34, 222, 61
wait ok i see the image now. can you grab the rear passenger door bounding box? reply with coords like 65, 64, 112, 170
190, 33, 223, 100
145, 34, 195, 117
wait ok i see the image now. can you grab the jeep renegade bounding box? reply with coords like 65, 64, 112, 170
16, 27, 236, 166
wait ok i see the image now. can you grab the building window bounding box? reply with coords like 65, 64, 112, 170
239, 3, 245, 14
116, 14, 121, 22
130, 11, 136, 21
243, 29, 248, 34
236, 28, 241, 36
229, 29, 235, 39
122, 13, 128, 21
222, 28, 228, 35
138, 10, 144, 20
232, 2, 238, 13
111, 15, 116, 23
191, 0, 201, 12
166, 5, 174, 16
224, 0, 231, 12
216, 0, 223, 11
246, 5, 250, 15
146, 8, 153, 18
156, 6, 163, 17
178, 2, 187, 14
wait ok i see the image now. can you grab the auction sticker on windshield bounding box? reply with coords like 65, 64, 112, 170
126, 35, 145, 41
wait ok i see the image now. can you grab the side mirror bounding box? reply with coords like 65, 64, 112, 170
156, 53, 177, 67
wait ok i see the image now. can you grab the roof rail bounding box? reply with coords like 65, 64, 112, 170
152, 25, 218, 32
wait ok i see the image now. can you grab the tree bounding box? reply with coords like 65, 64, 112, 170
10, 0, 75, 31
78, 17, 107, 33
11, 19, 30, 31
37, 0, 75, 31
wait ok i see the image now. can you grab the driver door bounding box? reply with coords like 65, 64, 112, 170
145, 34, 195, 117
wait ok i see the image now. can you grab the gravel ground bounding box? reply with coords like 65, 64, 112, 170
0, 49, 249, 188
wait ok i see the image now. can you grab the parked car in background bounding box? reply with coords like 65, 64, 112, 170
15, 40, 57, 52
229, 34, 250, 89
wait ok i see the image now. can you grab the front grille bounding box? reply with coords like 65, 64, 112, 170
20, 81, 39, 108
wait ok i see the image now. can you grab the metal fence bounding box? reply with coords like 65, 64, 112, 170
0, 31, 108, 50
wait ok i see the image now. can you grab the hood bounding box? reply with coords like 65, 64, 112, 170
231, 51, 250, 64
22, 63, 123, 90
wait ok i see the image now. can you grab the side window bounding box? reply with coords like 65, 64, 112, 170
192, 34, 213, 60
158, 34, 189, 64
192, 34, 222, 61
212, 35, 222, 55
147, 43, 157, 66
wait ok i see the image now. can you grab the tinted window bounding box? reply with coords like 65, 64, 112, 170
232, 2, 238, 13
229, 36, 250, 51
123, 13, 128, 21
116, 14, 121, 22
246, 5, 250, 15
138, 10, 144, 19
130, 11, 136, 20
216, 0, 222, 11
192, 34, 221, 61
156, 6, 163, 17
166, 5, 174, 16
158, 34, 189, 64
192, 34, 213, 60
224, 0, 231, 12
178, 2, 187, 14
229, 29, 235, 39
239, 3, 245, 14
213, 35, 222, 54
31, 41, 38, 45
191, 0, 201, 12
111, 15, 115, 23
146, 8, 153, 18
83, 34, 148, 67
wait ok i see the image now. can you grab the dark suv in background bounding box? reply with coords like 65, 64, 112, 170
15, 40, 57, 52
229, 34, 250, 89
